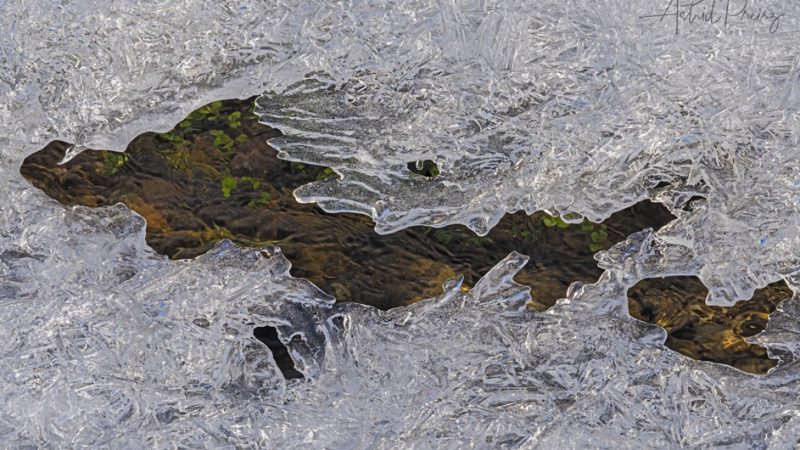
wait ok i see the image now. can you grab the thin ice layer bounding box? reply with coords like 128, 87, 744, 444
1, 0, 800, 448
254, 0, 800, 305
2, 208, 800, 447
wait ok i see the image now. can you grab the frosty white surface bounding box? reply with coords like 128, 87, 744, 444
255, 1, 800, 306
1, 0, 799, 448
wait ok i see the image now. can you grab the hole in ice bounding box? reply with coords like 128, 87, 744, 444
20, 127, 670, 310
407, 159, 440, 178
253, 326, 304, 380
18, 97, 787, 373
627, 277, 793, 374
682, 195, 707, 212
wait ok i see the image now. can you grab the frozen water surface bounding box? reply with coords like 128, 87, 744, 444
1, 0, 799, 447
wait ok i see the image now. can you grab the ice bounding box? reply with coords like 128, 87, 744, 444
254, 1, 800, 306
1, 0, 800, 448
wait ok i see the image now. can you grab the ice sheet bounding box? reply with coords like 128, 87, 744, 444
1, 0, 799, 447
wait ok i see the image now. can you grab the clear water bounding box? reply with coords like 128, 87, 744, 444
1, 0, 799, 447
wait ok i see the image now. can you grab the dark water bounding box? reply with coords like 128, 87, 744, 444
629, 277, 792, 374
253, 326, 303, 380
20, 97, 791, 374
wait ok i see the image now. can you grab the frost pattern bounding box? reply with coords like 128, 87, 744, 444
255, 0, 800, 306
1, 0, 800, 448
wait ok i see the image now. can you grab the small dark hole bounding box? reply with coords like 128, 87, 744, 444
407, 160, 440, 178
329, 315, 346, 330
253, 326, 304, 380
682, 195, 707, 212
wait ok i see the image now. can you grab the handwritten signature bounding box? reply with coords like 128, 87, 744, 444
640, 0, 784, 35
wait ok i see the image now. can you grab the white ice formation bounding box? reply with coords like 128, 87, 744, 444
1, 0, 799, 447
